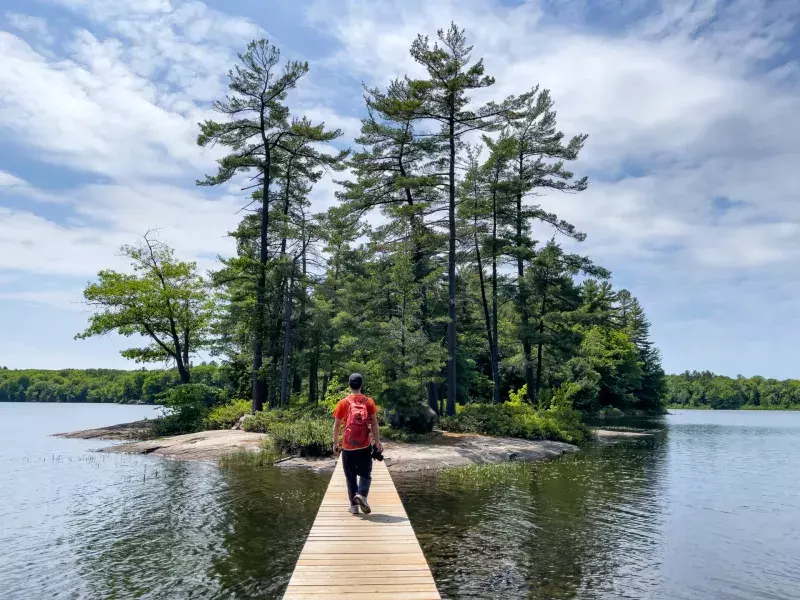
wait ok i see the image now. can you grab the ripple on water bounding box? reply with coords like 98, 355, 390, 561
3, 406, 800, 599
398, 413, 800, 600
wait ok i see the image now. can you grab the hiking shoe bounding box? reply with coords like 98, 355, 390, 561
349, 505, 359, 515
354, 494, 371, 514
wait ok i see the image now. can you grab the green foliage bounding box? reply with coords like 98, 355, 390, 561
381, 426, 431, 444
153, 384, 223, 436
268, 416, 333, 457
508, 385, 527, 405
218, 438, 282, 469
205, 399, 251, 430
440, 402, 587, 444
320, 387, 347, 413
0, 364, 236, 404
667, 371, 800, 410
240, 409, 287, 433
0, 368, 181, 403
238, 406, 334, 456
77, 235, 213, 382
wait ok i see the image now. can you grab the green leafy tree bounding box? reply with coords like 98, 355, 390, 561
77, 235, 213, 383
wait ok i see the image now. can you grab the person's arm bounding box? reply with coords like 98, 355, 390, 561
370, 413, 382, 452
333, 418, 342, 455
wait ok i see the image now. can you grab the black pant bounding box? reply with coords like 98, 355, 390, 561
342, 446, 372, 505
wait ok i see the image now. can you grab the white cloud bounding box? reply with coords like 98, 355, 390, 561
0, 171, 28, 188
0, 0, 268, 182
0, 182, 241, 277
0, 31, 210, 180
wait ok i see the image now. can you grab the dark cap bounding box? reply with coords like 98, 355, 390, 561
348, 373, 363, 390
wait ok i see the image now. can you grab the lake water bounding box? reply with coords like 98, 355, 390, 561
1, 405, 799, 599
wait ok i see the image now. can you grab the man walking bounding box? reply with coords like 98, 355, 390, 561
333, 373, 383, 515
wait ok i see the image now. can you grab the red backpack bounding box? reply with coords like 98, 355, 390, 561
343, 395, 371, 449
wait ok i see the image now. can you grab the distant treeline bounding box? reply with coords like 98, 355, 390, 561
0, 365, 230, 404
667, 371, 800, 410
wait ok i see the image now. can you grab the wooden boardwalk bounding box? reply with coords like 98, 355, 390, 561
283, 458, 441, 600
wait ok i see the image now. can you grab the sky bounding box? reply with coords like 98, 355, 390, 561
1, 0, 799, 378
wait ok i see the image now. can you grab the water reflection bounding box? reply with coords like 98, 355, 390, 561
210, 466, 327, 599
72, 463, 328, 600
396, 435, 670, 600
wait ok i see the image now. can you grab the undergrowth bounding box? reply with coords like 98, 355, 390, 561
439, 402, 588, 444
205, 399, 251, 429
218, 437, 283, 468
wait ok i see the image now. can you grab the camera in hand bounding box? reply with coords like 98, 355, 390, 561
371, 444, 384, 462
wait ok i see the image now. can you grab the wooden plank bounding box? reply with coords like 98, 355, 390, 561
283, 459, 440, 600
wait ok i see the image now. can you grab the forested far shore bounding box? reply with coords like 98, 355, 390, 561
5, 367, 800, 412
0, 365, 230, 404
667, 372, 800, 410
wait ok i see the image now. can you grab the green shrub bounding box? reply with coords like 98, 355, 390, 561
269, 416, 333, 457
320, 387, 348, 413
508, 385, 527, 405
439, 402, 587, 444
153, 384, 223, 435
205, 399, 251, 429
240, 409, 335, 457
218, 437, 283, 468
241, 409, 289, 433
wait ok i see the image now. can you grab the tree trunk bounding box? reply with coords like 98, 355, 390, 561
516, 180, 535, 404
267, 357, 278, 408
491, 184, 501, 404
474, 223, 499, 403
176, 359, 191, 385
252, 151, 271, 413
535, 283, 547, 403
292, 368, 302, 394
445, 110, 458, 416
272, 162, 293, 408
168, 325, 190, 385
321, 372, 330, 401
309, 348, 319, 404
182, 325, 190, 377
427, 382, 438, 415
280, 268, 295, 407
293, 231, 307, 395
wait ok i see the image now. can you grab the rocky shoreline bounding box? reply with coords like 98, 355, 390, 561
55, 422, 650, 472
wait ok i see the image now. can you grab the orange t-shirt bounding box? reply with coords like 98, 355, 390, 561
333, 394, 377, 450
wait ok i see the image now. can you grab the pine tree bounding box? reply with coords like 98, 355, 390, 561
619, 291, 667, 411
526, 241, 609, 401
404, 23, 511, 415
197, 40, 343, 412
505, 86, 588, 403
340, 79, 444, 412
